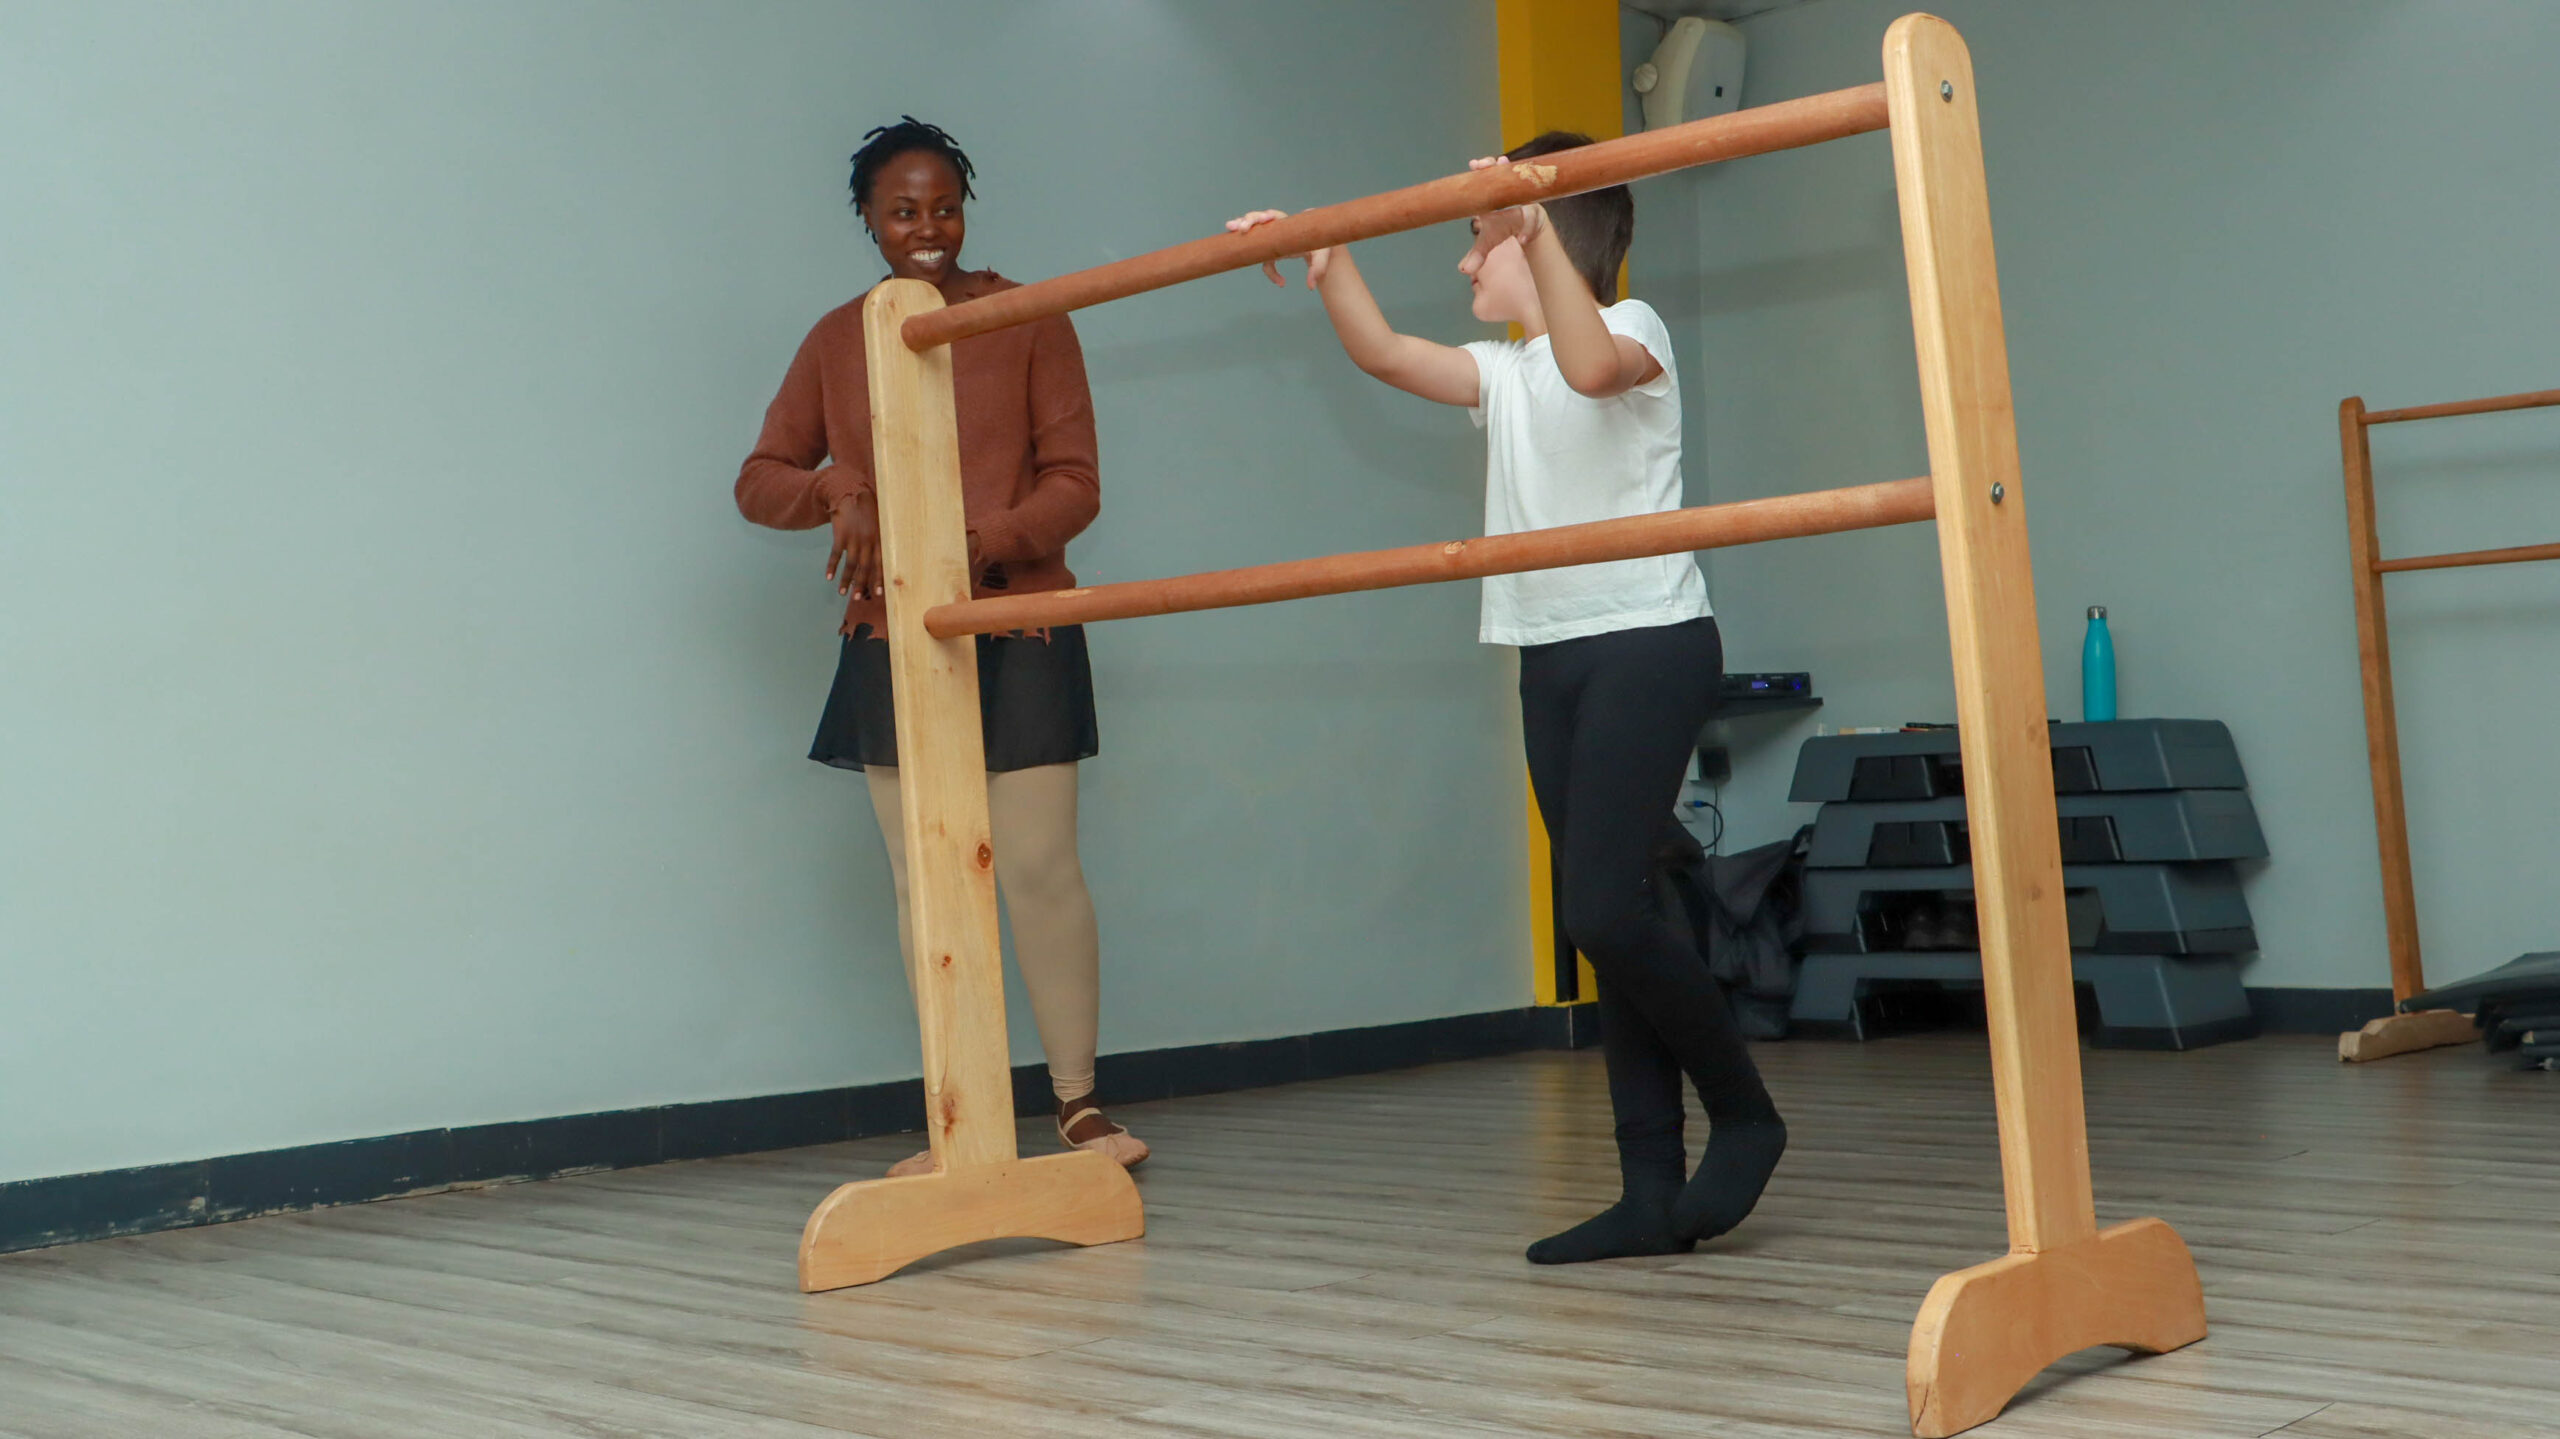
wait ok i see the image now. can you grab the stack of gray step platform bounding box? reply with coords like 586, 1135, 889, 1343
1787, 719, 2266, 1050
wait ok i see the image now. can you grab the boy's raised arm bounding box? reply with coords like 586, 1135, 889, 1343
1229, 210, 1480, 408
1465, 162, 1663, 400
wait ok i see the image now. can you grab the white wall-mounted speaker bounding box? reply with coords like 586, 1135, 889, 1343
1630, 17, 1747, 131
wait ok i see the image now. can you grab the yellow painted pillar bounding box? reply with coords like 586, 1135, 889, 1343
1498, 0, 1624, 155
1499, 0, 1621, 1009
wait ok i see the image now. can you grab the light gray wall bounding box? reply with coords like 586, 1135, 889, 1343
0, 0, 1519, 1185
1675, 0, 2560, 990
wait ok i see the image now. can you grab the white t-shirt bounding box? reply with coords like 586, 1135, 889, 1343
1462, 298, 1711, 647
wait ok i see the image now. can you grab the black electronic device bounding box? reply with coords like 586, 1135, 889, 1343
1723, 671, 1812, 701
1700, 673, 1819, 783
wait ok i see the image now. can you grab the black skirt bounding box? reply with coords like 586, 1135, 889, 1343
809, 624, 1099, 773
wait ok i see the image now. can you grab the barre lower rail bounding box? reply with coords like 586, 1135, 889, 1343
924, 476, 1935, 638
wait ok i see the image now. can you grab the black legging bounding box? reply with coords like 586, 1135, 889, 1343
1519, 617, 1774, 1176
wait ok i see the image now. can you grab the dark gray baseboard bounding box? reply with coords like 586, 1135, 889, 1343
2, 1004, 1588, 1257
0, 988, 2379, 1256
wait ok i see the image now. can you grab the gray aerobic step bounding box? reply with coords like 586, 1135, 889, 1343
1789, 951, 2258, 1051
1805, 788, 2268, 869
1788, 719, 2247, 803
1800, 860, 2256, 956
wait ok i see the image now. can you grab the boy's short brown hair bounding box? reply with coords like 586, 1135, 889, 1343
1508, 131, 1632, 302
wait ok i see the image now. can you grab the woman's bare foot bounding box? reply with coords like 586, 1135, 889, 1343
885, 1150, 935, 1178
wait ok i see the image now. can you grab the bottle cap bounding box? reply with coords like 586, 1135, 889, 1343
2088, 605, 2107, 619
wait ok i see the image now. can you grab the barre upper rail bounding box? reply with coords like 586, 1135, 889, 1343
901, 83, 1891, 351
924, 476, 1933, 637
2374, 539, 2560, 574
2361, 387, 2560, 426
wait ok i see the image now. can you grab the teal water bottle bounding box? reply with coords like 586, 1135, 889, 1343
2082, 605, 2117, 722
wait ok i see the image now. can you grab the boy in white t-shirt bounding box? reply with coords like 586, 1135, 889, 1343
1230, 132, 1787, 1265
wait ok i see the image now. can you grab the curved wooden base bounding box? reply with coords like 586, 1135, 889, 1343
1906, 1217, 2205, 1437
2338, 1008, 2475, 1063
797, 1151, 1144, 1292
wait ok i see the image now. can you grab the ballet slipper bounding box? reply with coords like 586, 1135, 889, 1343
1057, 1103, 1149, 1169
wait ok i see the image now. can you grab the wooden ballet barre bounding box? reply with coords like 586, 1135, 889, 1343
2373, 539, 2560, 574
902, 83, 1891, 351
814, 20, 2212, 1437
2360, 387, 2560, 426
926, 477, 1934, 637
2339, 382, 2559, 1063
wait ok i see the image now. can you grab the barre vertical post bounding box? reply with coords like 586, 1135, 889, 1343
795, 280, 1143, 1291
861, 279, 1012, 1175
2341, 397, 2427, 1005
1885, 16, 2204, 1436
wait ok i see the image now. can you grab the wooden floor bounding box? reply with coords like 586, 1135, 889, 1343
4, 1034, 2556, 1438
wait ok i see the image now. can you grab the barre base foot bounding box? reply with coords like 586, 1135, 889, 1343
797, 1150, 1144, 1292
2337, 1007, 2475, 1063
1905, 1217, 2205, 1437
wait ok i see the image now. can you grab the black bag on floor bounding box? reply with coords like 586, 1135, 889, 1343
1654, 822, 1812, 1040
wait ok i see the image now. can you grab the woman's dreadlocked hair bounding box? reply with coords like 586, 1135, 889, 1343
849, 116, 977, 220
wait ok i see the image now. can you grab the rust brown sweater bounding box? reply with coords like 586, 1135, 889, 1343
734, 270, 1100, 636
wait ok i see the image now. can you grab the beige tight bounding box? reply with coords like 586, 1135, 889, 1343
863, 762, 1100, 1105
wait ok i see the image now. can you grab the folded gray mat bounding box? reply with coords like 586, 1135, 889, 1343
2405, 951, 2560, 1013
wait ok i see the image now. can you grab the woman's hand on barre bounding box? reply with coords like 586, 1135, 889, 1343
833, 493, 987, 600
1226, 209, 1332, 289
829, 489, 882, 599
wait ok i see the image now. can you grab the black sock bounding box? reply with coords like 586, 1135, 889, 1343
1673, 1114, 1787, 1243
1526, 1165, 1691, 1266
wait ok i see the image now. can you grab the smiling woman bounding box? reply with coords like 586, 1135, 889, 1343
851, 116, 976, 293
730, 116, 1147, 1177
